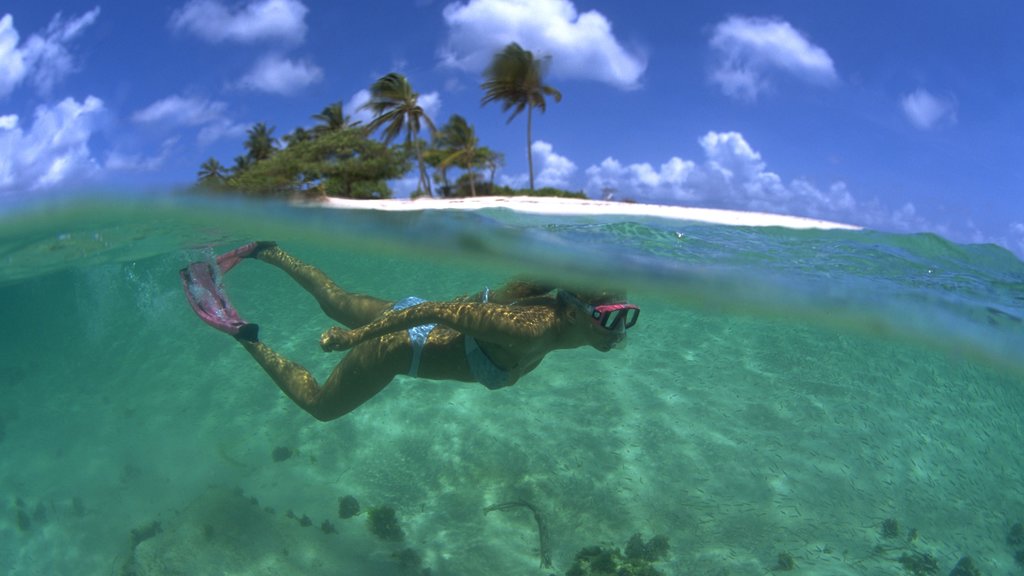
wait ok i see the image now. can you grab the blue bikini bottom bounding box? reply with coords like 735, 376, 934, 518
392, 292, 513, 389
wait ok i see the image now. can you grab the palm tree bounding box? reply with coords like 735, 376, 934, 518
198, 157, 227, 182
482, 148, 504, 193
231, 155, 252, 175
312, 102, 359, 136
436, 114, 483, 196
283, 127, 312, 148
361, 73, 436, 196
481, 42, 562, 193
244, 122, 277, 162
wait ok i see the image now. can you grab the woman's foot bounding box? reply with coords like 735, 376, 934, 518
216, 241, 278, 274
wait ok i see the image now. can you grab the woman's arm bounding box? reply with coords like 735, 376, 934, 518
320, 300, 555, 351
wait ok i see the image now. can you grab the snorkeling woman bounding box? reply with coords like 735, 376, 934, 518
181, 242, 639, 422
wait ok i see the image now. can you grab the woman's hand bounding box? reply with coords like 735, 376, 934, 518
320, 326, 353, 351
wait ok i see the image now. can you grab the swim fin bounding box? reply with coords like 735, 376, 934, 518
180, 261, 259, 342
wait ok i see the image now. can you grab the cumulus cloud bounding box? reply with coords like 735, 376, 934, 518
585, 131, 859, 220
132, 94, 246, 145
235, 54, 322, 94
105, 138, 177, 172
133, 95, 227, 125
586, 156, 697, 201
441, 0, 646, 89
709, 15, 837, 100
501, 140, 577, 189
197, 118, 248, 145
418, 91, 443, 123
1011, 223, 1024, 257
170, 0, 307, 44
901, 89, 957, 129
0, 96, 104, 192
0, 8, 101, 98
345, 89, 375, 126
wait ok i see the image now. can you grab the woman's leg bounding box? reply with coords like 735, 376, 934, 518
238, 335, 407, 421
253, 245, 393, 328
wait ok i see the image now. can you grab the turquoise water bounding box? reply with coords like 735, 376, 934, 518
1, 193, 1023, 575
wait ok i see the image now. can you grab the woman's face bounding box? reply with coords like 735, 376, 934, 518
568, 302, 629, 351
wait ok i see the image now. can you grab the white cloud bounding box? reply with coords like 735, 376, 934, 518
532, 140, 576, 187
584, 131, 859, 220
345, 89, 375, 126
105, 138, 177, 171
709, 16, 837, 100
0, 8, 100, 98
501, 140, 577, 189
170, 0, 307, 44
197, 118, 248, 146
441, 0, 646, 89
901, 89, 957, 130
133, 95, 227, 125
585, 156, 697, 201
1011, 223, 1024, 257
418, 91, 443, 123
235, 54, 322, 94
0, 96, 104, 192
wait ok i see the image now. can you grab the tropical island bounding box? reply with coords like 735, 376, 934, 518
196, 42, 585, 202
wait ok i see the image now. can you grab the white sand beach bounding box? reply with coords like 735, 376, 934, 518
320, 196, 862, 231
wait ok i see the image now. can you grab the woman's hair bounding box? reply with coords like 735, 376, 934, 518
559, 288, 627, 307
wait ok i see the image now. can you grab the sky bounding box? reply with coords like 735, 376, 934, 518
1, 0, 1023, 256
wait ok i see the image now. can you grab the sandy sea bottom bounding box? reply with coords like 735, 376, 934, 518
1, 242, 1022, 576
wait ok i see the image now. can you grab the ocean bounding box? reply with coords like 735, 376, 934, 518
1, 192, 1022, 575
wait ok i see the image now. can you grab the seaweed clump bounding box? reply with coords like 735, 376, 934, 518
392, 547, 432, 575
882, 518, 900, 539
566, 533, 669, 576
1008, 522, 1024, 547
773, 551, 795, 571
367, 506, 405, 542
338, 495, 360, 519
948, 556, 981, 576
271, 446, 293, 462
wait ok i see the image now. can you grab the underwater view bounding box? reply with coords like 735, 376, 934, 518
2, 194, 1024, 576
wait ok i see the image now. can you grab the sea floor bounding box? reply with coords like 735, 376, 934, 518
1, 245, 1022, 575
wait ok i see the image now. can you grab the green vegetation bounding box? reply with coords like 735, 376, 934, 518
197, 43, 581, 201
367, 505, 404, 542
338, 495, 360, 519
882, 517, 900, 539
566, 533, 669, 576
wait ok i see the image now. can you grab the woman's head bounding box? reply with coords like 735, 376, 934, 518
557, 289, 639, 351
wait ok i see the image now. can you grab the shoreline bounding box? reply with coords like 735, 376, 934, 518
318, 196, 862, 230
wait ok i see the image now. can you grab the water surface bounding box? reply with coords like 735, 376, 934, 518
1, 193, 1022, 575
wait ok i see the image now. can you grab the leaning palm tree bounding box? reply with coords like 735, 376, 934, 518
481, 42, 562, 193
198, 157, 227, 182
361, 73, 436, 196
244, 122, 277, 162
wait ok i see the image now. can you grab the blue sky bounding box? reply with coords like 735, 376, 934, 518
2, 0, 1022, 255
